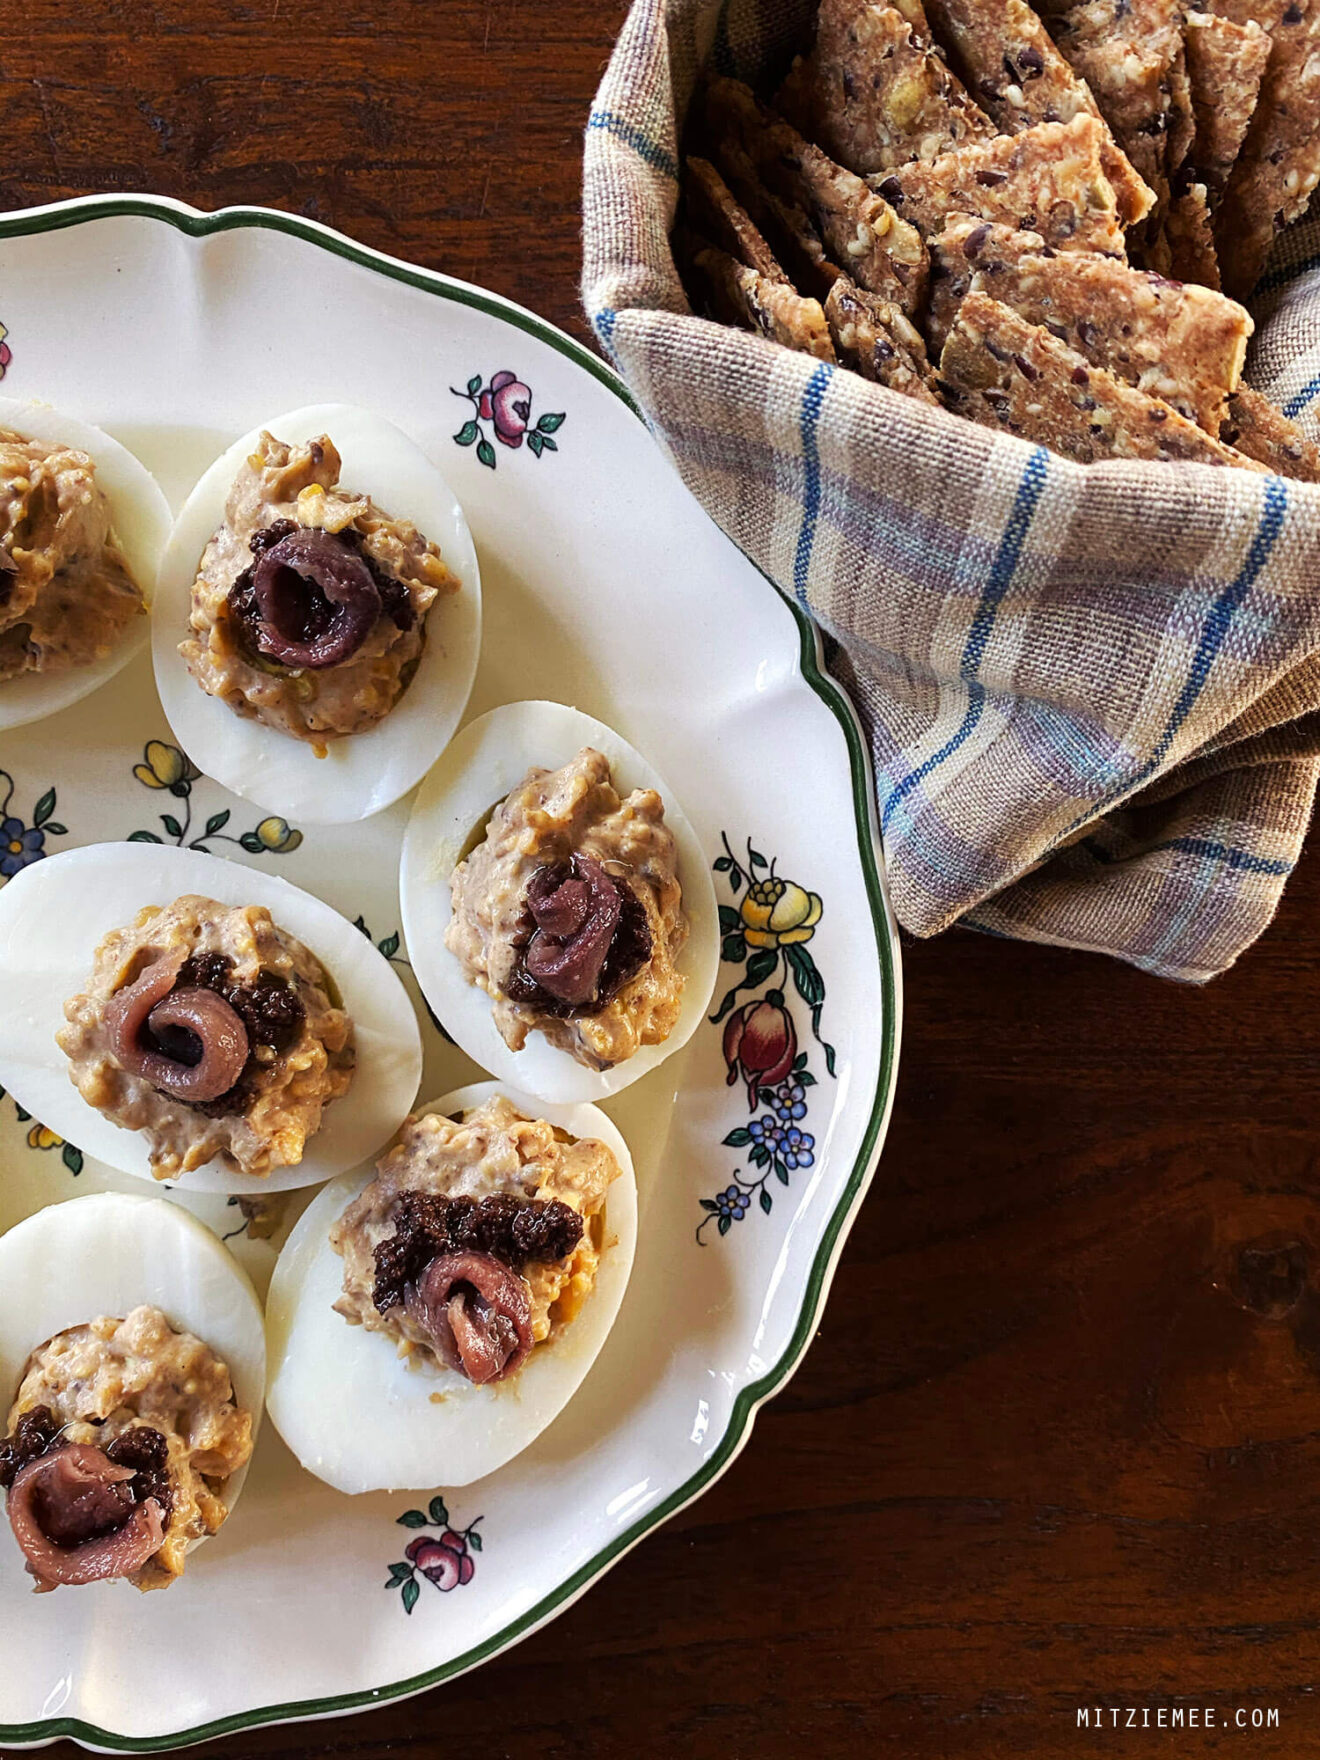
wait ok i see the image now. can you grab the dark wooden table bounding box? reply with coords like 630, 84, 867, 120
13, 3, 1320, 1754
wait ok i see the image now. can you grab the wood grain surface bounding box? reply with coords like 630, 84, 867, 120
12, 2, 1320, 1754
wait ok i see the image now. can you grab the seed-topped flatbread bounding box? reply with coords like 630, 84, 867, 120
937, 290, 1262, 464
931, 214, 1250, 427
1182, 10, 1272, 194
1045, 0, 1185, 199
1150, 181, 1222, 288
1220, 385, 1320, 479
682, 158, 788, 282
927, 216, 1049, 347
919, 0, 1155, 225
701, 77, 930, 312
685, 239, 838, 361
775, 0, 994, 176
823, 279, 942, 400
1216, 0, 1320, 298
875, 114, 1128, 255
710, 139, 847, 301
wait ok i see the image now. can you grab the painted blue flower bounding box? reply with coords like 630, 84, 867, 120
718, 1184, 750, 1220
773, 1080, 807, 1122
748, 1115, 788, 1154
781, 1126, 815, 1171
0, 816, 44, 877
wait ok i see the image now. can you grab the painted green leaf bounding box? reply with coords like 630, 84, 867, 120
428, 1495, 449, 1526
62, 1144, 83, 1175
466, 374, 482, 396
453, 420, 479, 447
759, 1189, 773, 1214
713, 857, 732, 872
799, 1070, 817, 1087
476, 438, 497, 470
14, 1104, 29, 1121
527, 431, 545, 459
33, 788, 55, 827
794, 1051, 808, 1071
699, 1198, 721, 1213
824, 1039, 837, 1077
723, 1127, 752, 1147
128, 829, 162, 844
750, 1145, 769, 1168
402, 1577, 420, 1615
718, 905, 741, 932
749, 848, 767, 869
161, 814, 183, 839
787, 944, 825, 1009
386, 1562, 412, 1586
42, 821, 67, 835
718, 1214, 731, 1236
721, 933, 746, 964
729, 869, 743, 893
238, 831, 264, 853
536, 411, 566, 433
775, 1165, 789, 1185
467, 1528, 483, 1551
379, 932, 401, 959
396, 1509, 427, 1528
540, 435, 557, 452
354, 915, 370, 936
205, 810, 230, 836
746, 948, 778, 989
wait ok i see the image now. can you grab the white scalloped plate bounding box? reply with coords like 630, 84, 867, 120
0, 196, 900, 1752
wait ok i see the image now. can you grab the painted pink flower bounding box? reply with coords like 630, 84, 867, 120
405, 1535, 474, 1590
723, 993, 797, 1111
479, 371, 532, 448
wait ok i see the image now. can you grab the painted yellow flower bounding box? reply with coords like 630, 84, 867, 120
739, 876, 823, 948
134, 740, 198, 791
255, 815, 303, 853
26, 1123, 61, 1151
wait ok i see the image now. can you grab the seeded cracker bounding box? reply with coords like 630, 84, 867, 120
682, 158, 788, 282
709, 138, 846, 300
1216, 0, 1320, 298
931, 214, 1251, 427
919, 0, 1155, 224
774, 0, 994, 176
1220, 385, 1320, 479
877, 115, 1128, 255
1182, 10, 1272, 194
1150, 181, 1223, 287
702, 78, 930, 313
686, 241, 838, 361
1045, 0, 1184, 199
937, 290, 1262, 464
928, 216, 1048, 348
823, 279, 943, 400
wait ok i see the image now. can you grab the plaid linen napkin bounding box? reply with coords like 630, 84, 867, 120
580, 0, 1320, 981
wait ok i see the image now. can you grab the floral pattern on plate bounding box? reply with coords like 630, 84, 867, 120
451, 371, 565, 468
699, 835, 837, 1239
386, 1496, 485, 1614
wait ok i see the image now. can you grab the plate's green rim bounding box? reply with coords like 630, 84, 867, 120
0, 195, 901, 1754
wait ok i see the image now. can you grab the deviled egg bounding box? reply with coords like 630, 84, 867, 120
0, 842, 423, 1193
152, 403, 481, 824
400, 701, 719, 1105
0, 1192, 264, 1592
0, 397, 170, 730
266, 1081, 637, 1492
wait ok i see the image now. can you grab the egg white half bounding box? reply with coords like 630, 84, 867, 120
0, 1192, 266, 1546
0, 841, 423, 1194
152, 403, 481, 825
0, 397, 171, 731
399, 700, 720, 1104
265, 1080, 638, 1492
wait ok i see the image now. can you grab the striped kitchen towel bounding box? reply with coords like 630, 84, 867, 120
580, 0, 1320, 981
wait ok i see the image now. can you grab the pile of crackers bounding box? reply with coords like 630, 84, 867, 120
675, 0, 1320, 476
